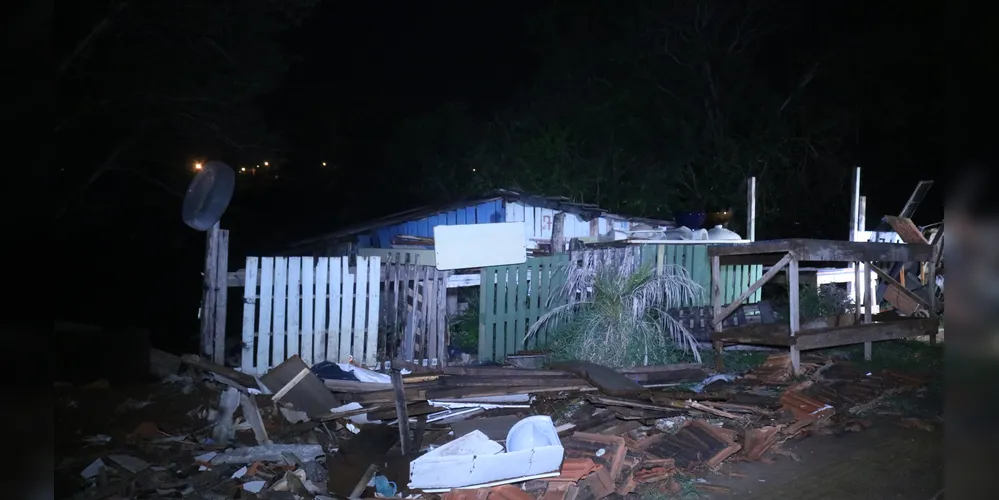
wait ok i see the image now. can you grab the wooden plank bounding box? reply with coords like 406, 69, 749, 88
311, 257, 329, 365
712, 253, 792, 327
240, 257, 259, 372
869, 263, 930, 312
420, 266, 433, 363
257, 257, 274, 371
405, 265, 419, 360
181, 354, 259, 389
513, 262, 529, 355
272, 257, 287, 365
260, 355, 342, 417
503, 266, 518, 359
708, 239, 934, 263
365, 256, 381, 367
326, 258, 342, 362
747, 176, 757, 241
339, 258, 355, 363
437, 271, 448, 367
864, 261, 873, 360
710, 323, 793, 346
353, 257, 370, 363
300, 258, 315, 366
287, 257, 301, 358
795, 318, 939, 351
213, 229, 229, 364
885, 216, 929, 245
550, 361, 651, 399
710, 255, 723, 371
479, 267, 496, 361
788, 258, 801, 374
390, 370, 411, 454
399, 264, 416, 360
200, 224, 219, 359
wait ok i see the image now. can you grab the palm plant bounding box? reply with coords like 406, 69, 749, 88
526, 261, 703, 368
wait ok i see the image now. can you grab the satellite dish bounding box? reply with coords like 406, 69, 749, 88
182, 161, 235, 231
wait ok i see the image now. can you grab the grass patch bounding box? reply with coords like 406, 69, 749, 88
448, 292, 479, 354
835, 339, 944, 375
699, 349, 770, 374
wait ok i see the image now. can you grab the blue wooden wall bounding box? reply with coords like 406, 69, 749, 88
359, 199, 506, 248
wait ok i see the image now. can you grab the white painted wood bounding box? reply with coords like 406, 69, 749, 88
272, 257, 287, 365
365, 256, 381, 367
241, 257, 259, 372
788, 258, 801, 374
328, 257, 344, 362
338, 257, 354, 363
300, 257, 315, 366
311, 257, 329, 366
353, 257, 370, 362
257, 257, 274, 371
434, 222, 527, 270
286, 257, 301, 357
747, 176, 757, 241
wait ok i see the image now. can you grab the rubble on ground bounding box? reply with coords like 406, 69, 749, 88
55, 348, 937, 500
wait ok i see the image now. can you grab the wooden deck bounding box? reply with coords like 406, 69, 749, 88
707, 238, 940, 374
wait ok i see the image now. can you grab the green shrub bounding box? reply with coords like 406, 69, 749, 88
527, 262, 702, 368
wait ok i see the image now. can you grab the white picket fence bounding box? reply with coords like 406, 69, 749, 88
240, 255, 381, 375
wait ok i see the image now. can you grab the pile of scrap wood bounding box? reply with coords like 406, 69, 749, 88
166, 352, 931, 500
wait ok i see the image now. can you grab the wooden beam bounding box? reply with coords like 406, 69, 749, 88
712, 252, 792, 327
868, 263, 931, 311
788, 258, 801, 374
390, 370, 411, 455
711, 255, 724, 371
864, 261, 873, 360
849, 166, 861, 241
710, 323, 793, 346
747, 177, 757, 241
795, 318, 939, 351
885, 216, 929, 245
707, 239, 934, 263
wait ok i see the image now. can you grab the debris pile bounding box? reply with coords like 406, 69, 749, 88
55, 348, 936, 499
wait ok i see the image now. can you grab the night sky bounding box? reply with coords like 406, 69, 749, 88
50, 0, 944, 351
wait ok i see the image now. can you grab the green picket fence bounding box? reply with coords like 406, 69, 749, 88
477, 254, 569, 362
476, 245, 763, 361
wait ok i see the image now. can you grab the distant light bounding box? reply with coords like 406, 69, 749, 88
194, 162, 203, 170
240, 167, 247, 172
322, 162, 327, 166
256, 164, 260, 168
472, 168, 477, 172
263, 161, 269, 166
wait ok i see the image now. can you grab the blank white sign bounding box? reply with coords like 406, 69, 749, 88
434, 222, 527, 270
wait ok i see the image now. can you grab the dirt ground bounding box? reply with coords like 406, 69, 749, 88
694, 418, 942, 500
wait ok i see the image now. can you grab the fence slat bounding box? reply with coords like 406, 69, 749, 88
287, 257, 301, 357
353, 257, 370, 363
273, 257, 287, 364
257, 257, 274, 371
241, 257, 259, 372
311, 257, 329, 366
329, 257, 344, 362
365, 256, 381, 367
478, 267, 496, 361
301, 257, 315, 366
424, 266, 437, 366
339, 258, 354, 363
513, 263, 529, 354
436, 270, 447, 367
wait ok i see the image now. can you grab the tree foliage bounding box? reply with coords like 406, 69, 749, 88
390, 0, 878, 237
